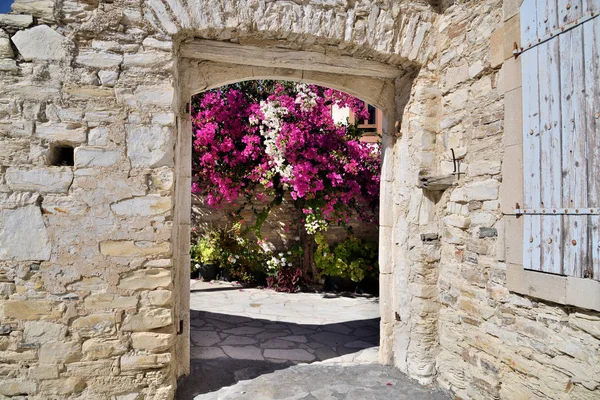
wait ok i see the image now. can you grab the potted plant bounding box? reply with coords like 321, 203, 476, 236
190, 234, 219, 281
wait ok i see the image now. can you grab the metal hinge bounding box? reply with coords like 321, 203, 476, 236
515, 208, 599, 215
516, 11, 598, 57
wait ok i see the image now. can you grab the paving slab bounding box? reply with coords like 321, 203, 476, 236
179, 280, 448, 399
192, 364, 451, 400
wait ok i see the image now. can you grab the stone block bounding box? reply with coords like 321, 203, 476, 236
489, 27, 504, 68
39, 377, 86, 395
88, 127, 109, 146
443, 64, 469, 91
39, 341, 82, 364
11, 25, 72, 61
36, 122, 86, 143
0, 300, 56, 320
119, 269, 172, 291
76, 51, 123, 68
0, 206, 51, 261
499, 144, 523, 214
11, 0, 55, 23
0, 38, 13, 59
127, 125, 173, 168
111, 196, 171, 216
0, 380, 37, 396
0, 15, 33, 30
443, 215, 471, 229
467, 160, 501, 177
99, 241, 171, 257
65, 360, 113, 377
74, 147, 121, 167
142, 290, 173, 307
503, 0, 520, 21
500, 57, 521, 94
504, 87, 523, 147
68, 276, 107, 291
98, 70, 119, 87
503, 15, 520, 61
120, 353, 171, 371
5, 167, 73, 193
131, 332, 174, 353
84, 293, 138, 310
133, 84, 174, 107
450, 179, 500, 203
71, 314, 116, 337
82, 339, 128, 360
566, 277, 600, 312
149, 168, 174, 191
121, 307, 172, 331
23, 321, 67, 344
506, 264, 567, 304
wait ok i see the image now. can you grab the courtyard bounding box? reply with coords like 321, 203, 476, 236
176, 281, 450, 399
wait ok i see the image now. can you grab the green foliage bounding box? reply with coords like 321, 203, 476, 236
190, 234, 217, 269
314, 233, 378, 282
197, 223, 268, 283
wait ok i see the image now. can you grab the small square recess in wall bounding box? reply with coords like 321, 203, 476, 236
48, 145, 74, 166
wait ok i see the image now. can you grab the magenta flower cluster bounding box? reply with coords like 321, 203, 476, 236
191, 81, 380, 228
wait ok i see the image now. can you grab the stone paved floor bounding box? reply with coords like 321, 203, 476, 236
177, 281, 382, 398
192, 364, 451, 400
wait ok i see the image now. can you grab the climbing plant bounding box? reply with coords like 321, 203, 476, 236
191, 80, 380, 280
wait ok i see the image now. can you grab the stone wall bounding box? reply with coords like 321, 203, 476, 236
191, 193, 379, 252
1, 0, 599, 398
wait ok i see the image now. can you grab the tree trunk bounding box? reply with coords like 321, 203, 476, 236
297, 208, 318, 283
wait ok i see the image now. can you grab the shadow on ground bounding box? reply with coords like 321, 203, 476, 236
176, 310, 380, 399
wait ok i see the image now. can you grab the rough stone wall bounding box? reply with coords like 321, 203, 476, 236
0, 0, 437, 398
409, 1, 600, 399
2, 0, 599, 398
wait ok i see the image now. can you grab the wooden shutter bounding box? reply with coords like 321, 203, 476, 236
519, 0, 600, 280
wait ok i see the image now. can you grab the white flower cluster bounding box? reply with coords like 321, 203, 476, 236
294, 83, 318, 112
258, 100, 293, 179
305, 216, 328, 235
266, 251, 293, 272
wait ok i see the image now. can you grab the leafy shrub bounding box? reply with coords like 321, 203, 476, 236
266, 268, 303, 293
315, 233, 378, 282
199, 223, 268, 284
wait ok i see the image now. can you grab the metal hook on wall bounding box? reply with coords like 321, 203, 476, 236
451, 148, 464, 178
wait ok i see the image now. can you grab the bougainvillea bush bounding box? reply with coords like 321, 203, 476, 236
191, 80, 380, 280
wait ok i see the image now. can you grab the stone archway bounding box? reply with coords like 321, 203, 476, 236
171, 44, 421, 377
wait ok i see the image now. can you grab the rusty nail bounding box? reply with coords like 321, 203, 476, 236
553, 209, 557, 213
576, 209, 579, 213
530, 237, 534, 243
548, 238, 553, 244
533, 210, 537, 213
572, 239, 577, 246
530, 129, 534, 135
566, 3, 571, 10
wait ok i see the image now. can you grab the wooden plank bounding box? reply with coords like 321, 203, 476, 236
180, 40, 403, 78
558, 0, 585, 26
537, 0, 563, 274
560, 25, 589, 278
582, 0, 600, 14
521, 0, 539, 44
520, 0, 538, 272
584, 16, 600, 279
521, 26, 542, 272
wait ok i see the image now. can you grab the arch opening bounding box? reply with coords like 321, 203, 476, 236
172, 43, 419, 387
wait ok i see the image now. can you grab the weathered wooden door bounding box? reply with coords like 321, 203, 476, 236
519, 0, 600, 279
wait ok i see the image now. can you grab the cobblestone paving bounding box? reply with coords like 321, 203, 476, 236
177, 281, 381, 398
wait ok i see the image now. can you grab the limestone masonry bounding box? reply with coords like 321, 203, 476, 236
0, 0, 599, 399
